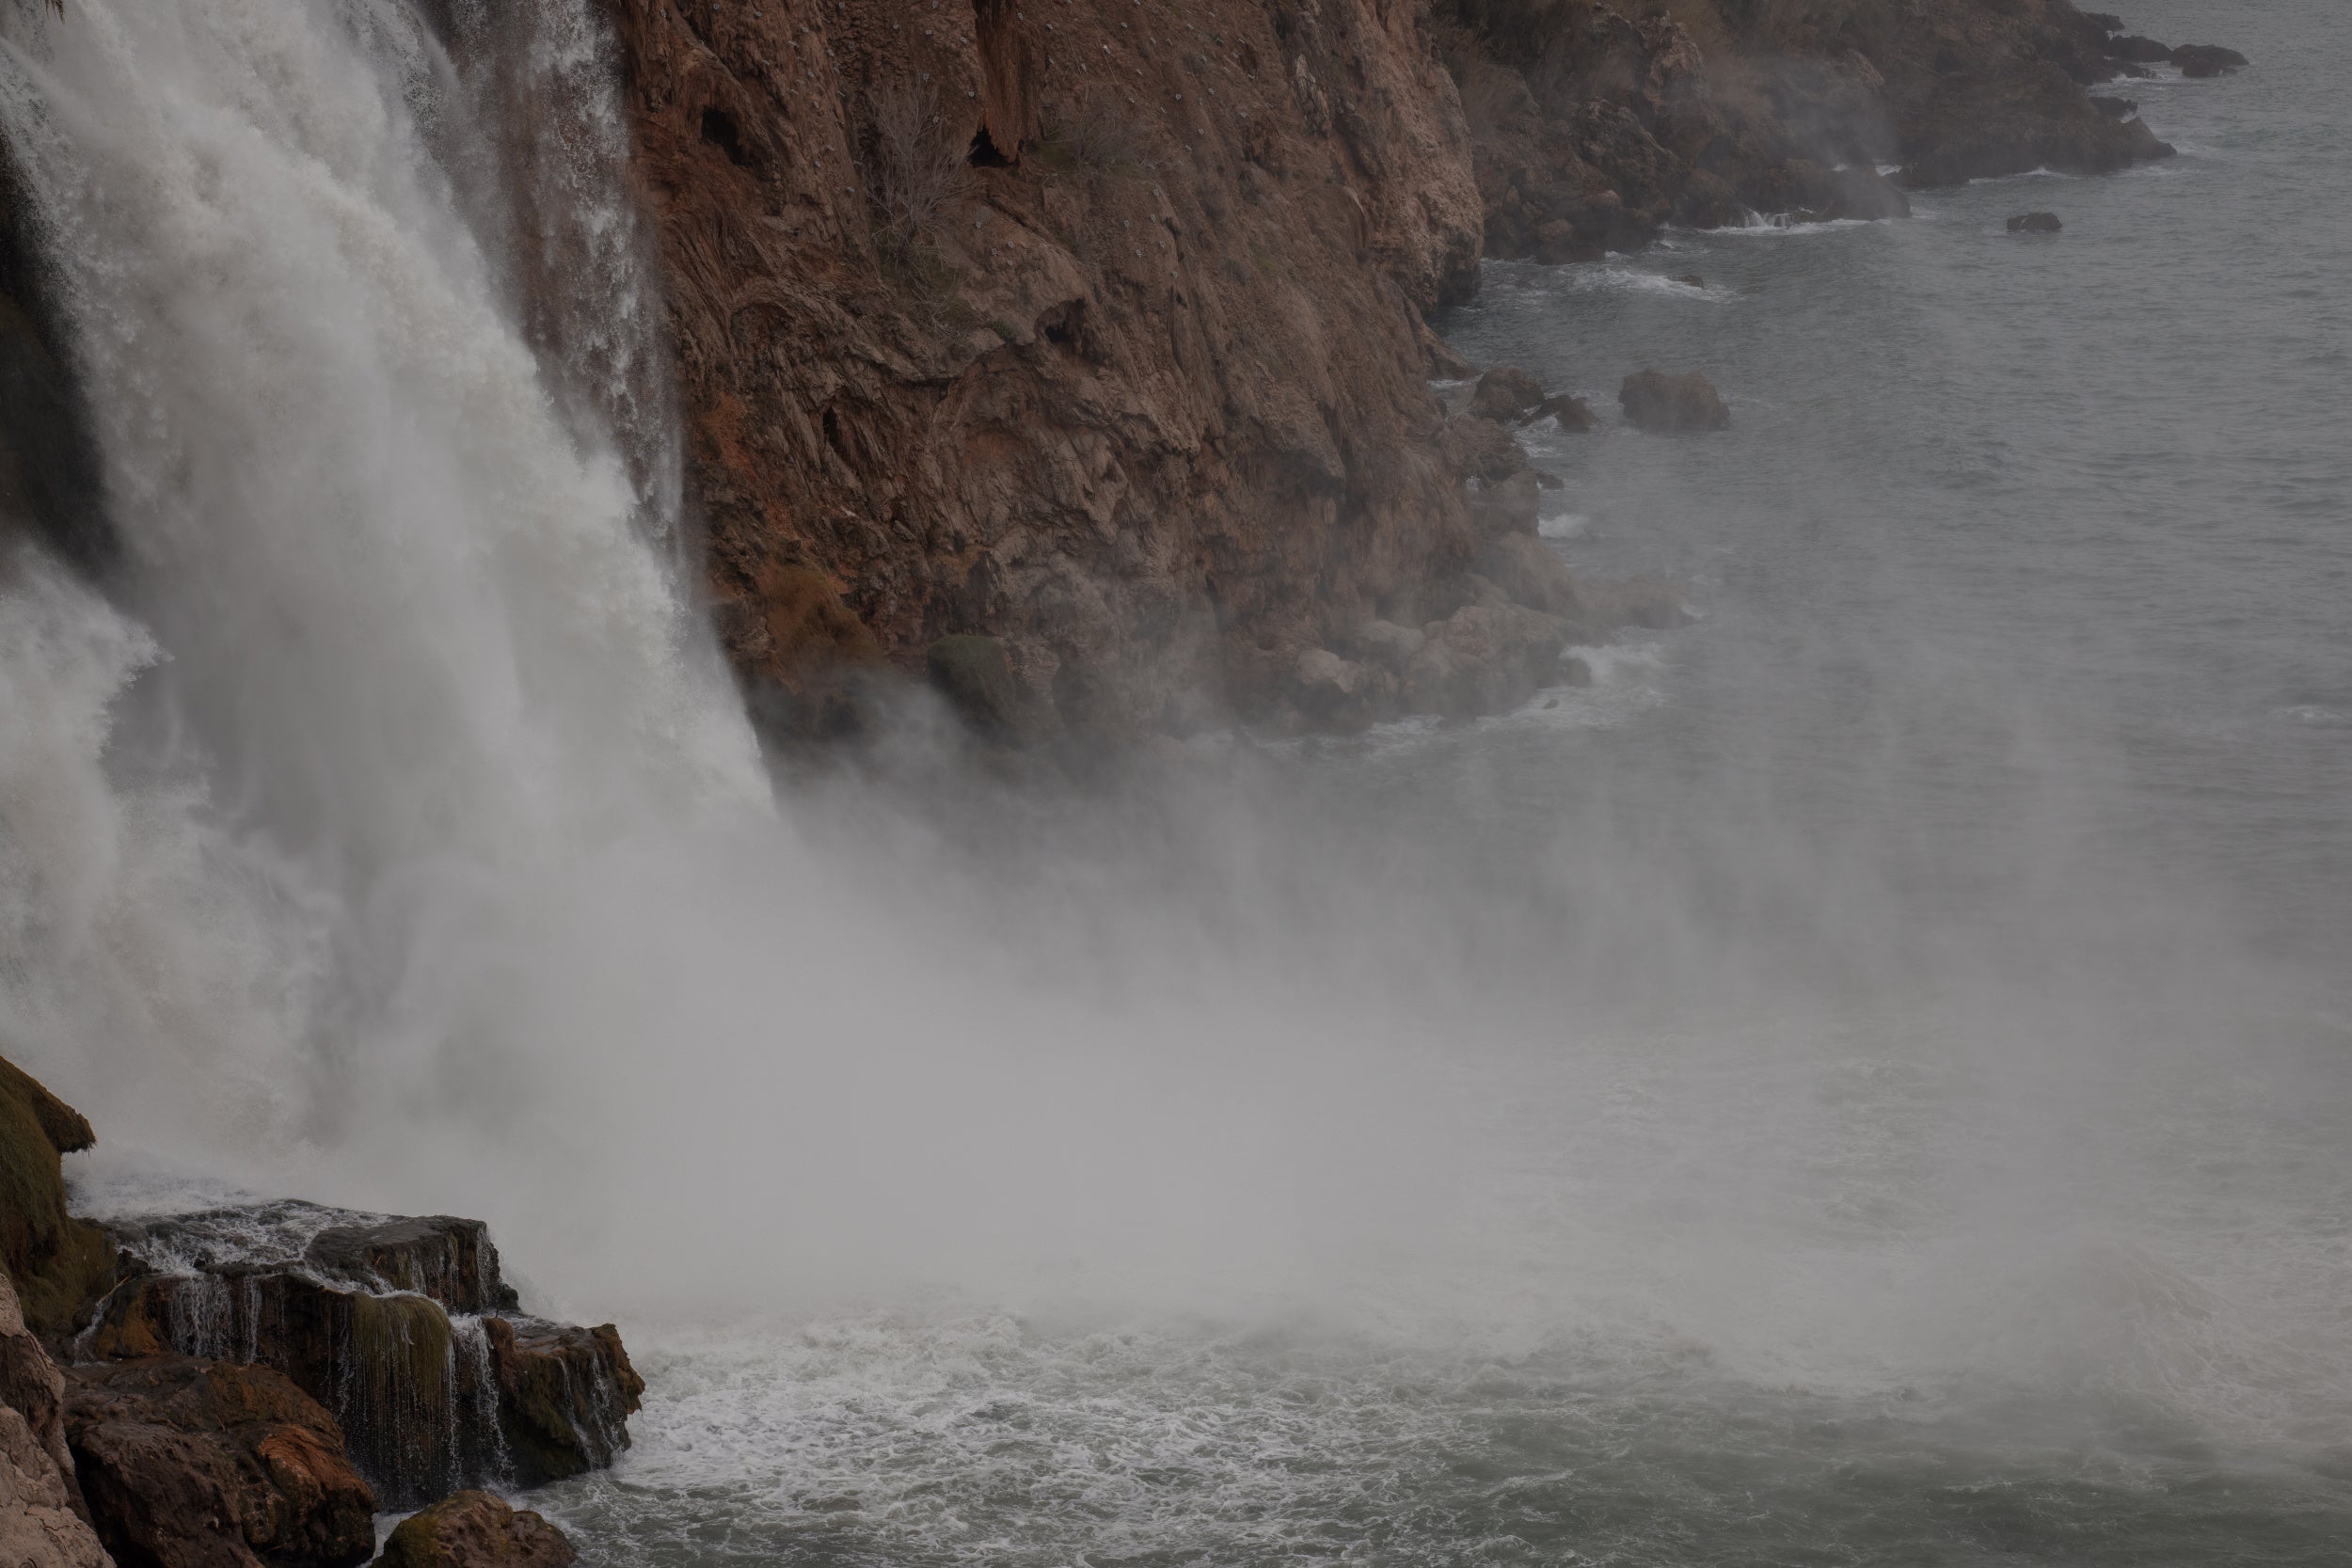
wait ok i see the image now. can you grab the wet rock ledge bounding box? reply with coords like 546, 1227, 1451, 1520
3, 1053, 620, 1566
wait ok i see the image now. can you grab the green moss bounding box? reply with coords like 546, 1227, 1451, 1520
0, 1053, 113, 1339
341, 1291, 456, 1504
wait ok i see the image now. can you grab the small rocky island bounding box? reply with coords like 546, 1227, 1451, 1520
2, 1054, 628, 1566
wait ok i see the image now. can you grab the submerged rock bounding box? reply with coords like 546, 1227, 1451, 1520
1532, 393, 1595, 434
1619, 370, 1729, 434
1, 1270, 110, 1568
66, 1357, 375, 1568
2008, 212, 2064, 233
2172, 44, 2249, 78
374, 1491, 574, 1568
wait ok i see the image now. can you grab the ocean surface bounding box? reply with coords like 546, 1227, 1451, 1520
5, 0, 2346, 1563
530, 5, 2352, 1562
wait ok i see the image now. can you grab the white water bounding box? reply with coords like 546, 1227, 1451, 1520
5, 1, 2351, 1560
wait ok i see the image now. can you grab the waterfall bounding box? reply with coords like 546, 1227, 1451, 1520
0, 0, 763, 1162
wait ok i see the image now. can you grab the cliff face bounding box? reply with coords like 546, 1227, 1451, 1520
1441, 0, 2174, 261
606, 0, 2185, 737
611, 0, 1505, 737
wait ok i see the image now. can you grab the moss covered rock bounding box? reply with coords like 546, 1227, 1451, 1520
0, 1055, 112, 1341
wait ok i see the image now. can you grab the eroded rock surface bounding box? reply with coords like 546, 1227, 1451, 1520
79, 1205, 637, 1507
64, 1358, 374, 1568
374, 1492, 575, 1568
1, 1270, 110, 1568
0, 1057, 113, 1341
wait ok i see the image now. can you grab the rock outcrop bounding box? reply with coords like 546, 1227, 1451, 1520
583, 2, 2232, 738
608, 0, 1504, 738
64, 1358, 375, 1568
373, 1492, 575, 1568
1619, 370, 1728, 434
1435, 0, 2171, 259
0, 1058, 114, 1343
78, 1205, 641, 1507
2008, 212, 2064, 234
1, 1270, 111, 1568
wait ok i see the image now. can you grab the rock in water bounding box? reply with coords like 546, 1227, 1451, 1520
2106, 34, 2174, 63
1619, 371, 1729, 434
375, 1492, 575, 1568
77, 1202, 641, 1506
0, 1270, 110, 1568
1468, 366, 1546, 423
2008, 212, 2064, 233
2172, 44, 2249, 78
65, 1358, 375, 1568
1531, 394, 1595, 434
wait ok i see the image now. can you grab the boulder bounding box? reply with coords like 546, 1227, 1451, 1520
479, 1317, 644, 1490
2106, 35, 2173, 63
2089, 97, 2137, 120
1343, 620, 1426, 674
1562, 657, 1595, 689
1532, 219, 1599, 265
1, 1270, 110, 1568
1478, 534, 1581, 619
65, 1357, 374, 1568
0, 1055, 113, 1339
2172, 45, 2248, 78
1618, 370, 1728, 434
1531, 393, 1594, 433
374, 1492, 574, 1568
1404, 601, 1569, 717
1440, 414, 1529, 483
2007, 212, 2063, 233
1467, 366, 1546, 423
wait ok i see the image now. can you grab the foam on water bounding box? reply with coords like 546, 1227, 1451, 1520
3, 0, 2350, 1561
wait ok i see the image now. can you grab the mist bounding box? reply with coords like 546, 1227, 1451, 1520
4, 4, 2348, 1536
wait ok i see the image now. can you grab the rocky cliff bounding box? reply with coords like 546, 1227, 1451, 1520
603, 0, 2207, 738
0, 1055, 610, 1564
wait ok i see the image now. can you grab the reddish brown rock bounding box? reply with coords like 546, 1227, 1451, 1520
607, 0, 1489, 735
1530, 393, 1595, 434
79, 1205, 638, 1505
1467, 366, 1546, 423
1, 1269, 110, 1568
374, 1492, 574, 1568
1619, 370, 1729, 434
64, 1357, 374, 1568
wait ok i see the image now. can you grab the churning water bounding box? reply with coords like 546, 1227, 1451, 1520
4, 0, 2349, 1562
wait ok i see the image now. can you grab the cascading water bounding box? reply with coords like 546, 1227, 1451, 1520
0, 0, 763, 1167
5, 0, 2352, 1562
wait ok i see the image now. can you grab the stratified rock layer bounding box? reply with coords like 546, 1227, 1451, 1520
78, 1206, 640, 1508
